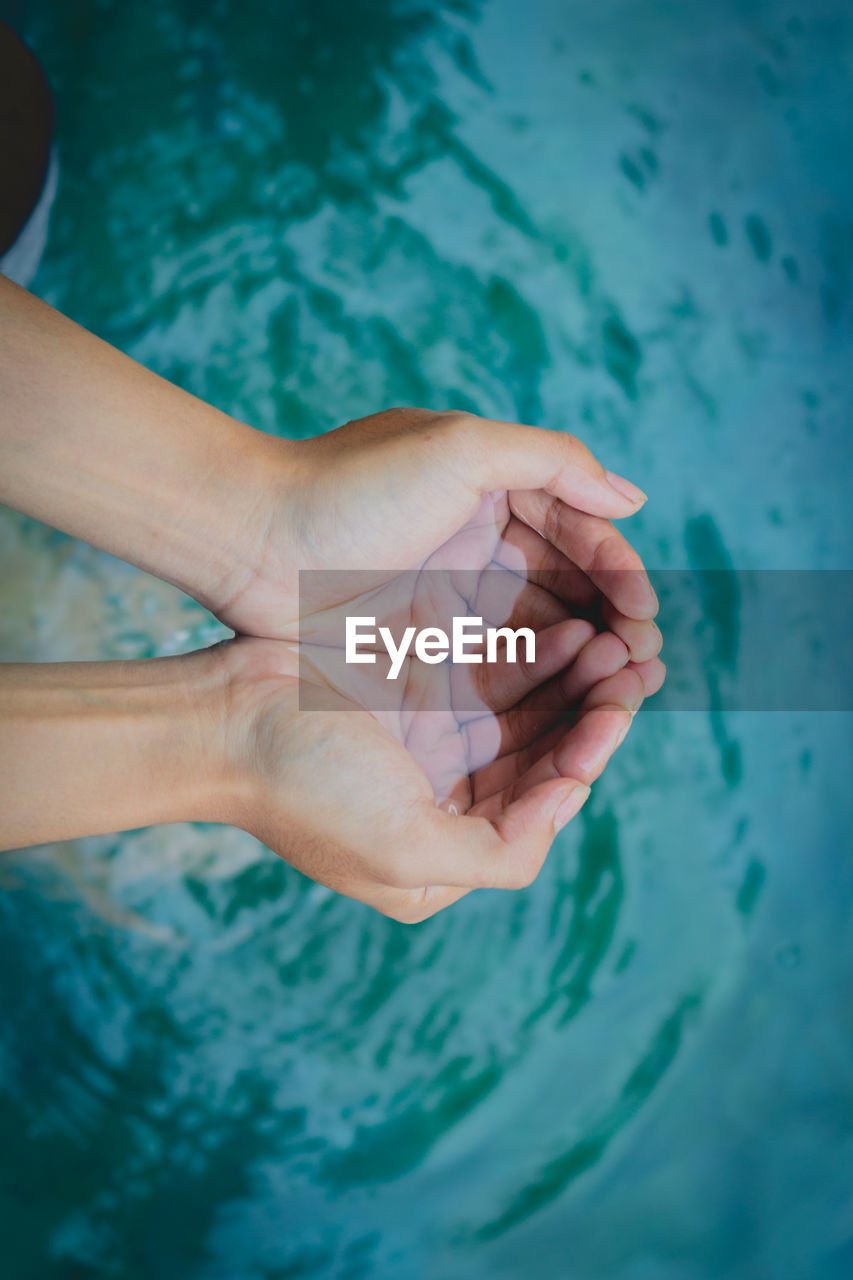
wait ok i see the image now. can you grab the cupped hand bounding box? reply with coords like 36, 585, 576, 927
215, 605, 664, 922
213, 408, 662, 664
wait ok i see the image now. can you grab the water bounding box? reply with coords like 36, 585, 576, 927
0, 1, 851, 1276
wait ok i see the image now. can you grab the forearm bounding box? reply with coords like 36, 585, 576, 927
0, 649, 232, 850
0, 275, 286, 612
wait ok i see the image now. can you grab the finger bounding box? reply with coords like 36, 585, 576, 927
602, 599, 663, 661
465, 629, 630, 769
495, 518, 662, 664
411, 561, 571, 667
496, 518, 662, 667
494, 516, 600, 609
627, 655, 666, 696
508, 489, 658, 619
472, 708, 628, 820
388, 778, 591, 892
459, 615, 596, 723
471, 667, 646, 807
457, 416, 647, 519
472, 566, 571, 633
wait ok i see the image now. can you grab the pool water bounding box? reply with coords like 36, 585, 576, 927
0, 1, 851, 1277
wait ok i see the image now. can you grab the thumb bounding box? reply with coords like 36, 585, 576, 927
398, 778, 591, 891
457, 416, 646, 518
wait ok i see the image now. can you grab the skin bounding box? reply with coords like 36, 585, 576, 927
0, 278, 664, 920
0, 635, 660, 923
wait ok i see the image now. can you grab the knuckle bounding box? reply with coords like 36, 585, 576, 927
602, 631, 631, 666
625, 667, 646, 700
587, 530, 622, 576
443, 408, 477, 427
388, 405, 426, 418
541, 496, 565, 547
442, 409, 482, 443
376, 406, 441, 435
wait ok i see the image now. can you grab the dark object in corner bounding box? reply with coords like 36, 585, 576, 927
0, 20, 54, 256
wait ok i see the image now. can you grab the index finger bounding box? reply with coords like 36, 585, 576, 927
507, 490, 658, 620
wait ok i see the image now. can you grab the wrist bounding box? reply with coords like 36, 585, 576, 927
201, 431, 308, 636
161, 645, 243, 826
209, 636, 301, 836
101, 647, 246, 833
142, 417, 302, 622
0, 648, 238, 849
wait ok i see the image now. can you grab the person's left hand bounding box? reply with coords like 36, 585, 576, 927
209, 408, 662, 667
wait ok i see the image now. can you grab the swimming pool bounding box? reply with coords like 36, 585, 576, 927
1, 1, 851, 1276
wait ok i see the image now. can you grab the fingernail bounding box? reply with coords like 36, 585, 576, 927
627, 684, 645, 715
605, 469, 647, 506
553, 784, 591, 833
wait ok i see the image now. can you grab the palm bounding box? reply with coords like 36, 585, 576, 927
216, 409, 664, 918
225, 522, 657, 917
295, 490, 628, 799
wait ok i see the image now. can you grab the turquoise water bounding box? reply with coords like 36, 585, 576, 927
1, 1, 852, 1276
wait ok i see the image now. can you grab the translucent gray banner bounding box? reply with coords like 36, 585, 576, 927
297, 569, 853, 713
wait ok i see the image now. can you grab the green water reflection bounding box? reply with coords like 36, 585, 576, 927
0, 1, 851, 1277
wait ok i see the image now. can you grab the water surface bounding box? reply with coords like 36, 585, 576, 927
1, 1, 851, 1276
